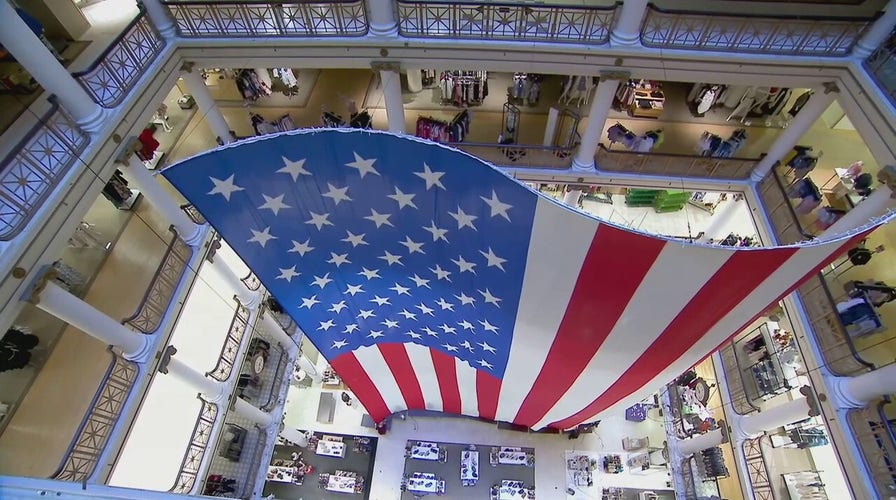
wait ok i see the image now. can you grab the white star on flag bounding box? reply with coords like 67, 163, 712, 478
398, 309, 417, 320
414, 163, 446, 190
436, 298, 454, 311
459, 320, 474, 330
311, 273, 333, 289
430, 265, 451, 281
345, 152, 380, 178
439, 324, 457, 334
344, 324, 359, 334
410, 274, 431, 288
358, 309, 375, 319
416, 303, 435, 316
342, 231, 368, 247
332, 339, 347, 349
276, 266, 300, 282
460, 340, 473, 351
422, 326, 438, 337
289, 239, 314, 256
358, 267, 381, 280
479, 342, 497, 354
306, 212, 333, 230
479, 288, 502, 307
248, 226, 276, 247
318, 320, 335, 331
382, 319, 399, 329
277, 157, 310, 180
423, 221, 449, 242
329, 301, 348, 313
480, 247, 507, 271
259, 194, 291, 215
327, 252, 351, 267
452, 256, 477, 274
365, 209, 394, 228
399, 237, 425, 254
345, 284, 365, 296
370, 295, 390, 306
388, 187, 418, 209
368, 330, 384, 339
455, 292, 475, 305
208, 174, 244, 201
480, 319, 499, 333
442, 343, 458, 352
449, 207, 478, 230
406, 331, 422, 339
323, 183, 352, 205
478, 359, 494, 369
379, 251, 403, 266
480, 190, 513, 221
390, 283, 411, 295
300, 295, 320, 309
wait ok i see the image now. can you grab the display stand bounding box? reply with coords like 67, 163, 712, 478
116, 190, 141, 211
143, 150, 165, 171
688, 192, 723, 214
737, 322, 800, 401
553, 109, 581, 158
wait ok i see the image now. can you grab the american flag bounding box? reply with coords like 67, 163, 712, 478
164, 129, 878, 430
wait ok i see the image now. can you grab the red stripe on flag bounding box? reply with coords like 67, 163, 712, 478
378, 343, 425, 409
476, 370, 501, 421
512, 224, 666, 428
430, 349, 462, 415
549, 247, 798, 430
330, 353, 390, 423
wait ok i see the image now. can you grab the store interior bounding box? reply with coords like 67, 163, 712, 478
0, 55, 893, 500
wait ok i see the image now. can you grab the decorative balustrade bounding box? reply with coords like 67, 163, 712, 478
181, 203, 207, 224
718, 343, 760, 415
241, 272, 261, 291
864, 30, 896, 108
208, 302, 250, 382
679, 456, 697, 500
640, 4, 874, 57
122, 228, 194, 334
596, 145, 756, 179
742, 436, 774, 500
0, 102, 89, 241
72, 9, 165, 108
396, 1, 618, 44
162, 0, 368, 37
847, 398, 896, 499
53, 352, 139, 482
171, 398, 219, 494
755, 170, 812, 244
257, 342, 287, 411
450, 143, 573, 170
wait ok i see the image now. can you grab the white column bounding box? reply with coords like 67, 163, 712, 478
734, 388, 819, 438
817, 184, 895, 239
751, 89, 838, 182
33, 281, 152, 362
180, 65, 233, 144
700, 199, 745, 242
261, 310, 298, 354
366, 0, 399, 37
120, 156, 204, 246
296, 351, 322, 382
563, 188, 583, 207
853, 1, 896, 58
610, 0, 650, 47
234, 398, 274, 427
207, 256, 262, 309
678, 427, 727, 456
405, 69, 423, 94
139, 0, 177, 38
380, 69, 406, 134
573, 78, 618, 171
829, 363, 896, 409
0, 0, 104, 132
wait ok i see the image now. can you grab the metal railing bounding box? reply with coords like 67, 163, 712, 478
241, 272, 261, 291
52, 352, 139, 482
170, 398, 219, 494
756, 169, 813, 244
273, 311, 299, 338
640, 4, 874, 56
241, 430, 269, 499
847, 397, 896, 499
181, 203, 207, 224
208, 302, 250, 382
0, 101, 89, 241
742, 435, 774, 500
680, 456, 697, 500
396, 1, 618, 44
257, 342, 287, 411
122, 228, 194, 334
596, 145, 756, 179
718, 342, 760, 415
162, 0, 368, 37
449, 142, 573, 170
72, 8, 165, 108
864, 30, 896, 108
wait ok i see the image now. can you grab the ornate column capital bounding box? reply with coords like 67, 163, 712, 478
371, 61, 401, 73
180, 61, 196, 73
599, 70, 631, 82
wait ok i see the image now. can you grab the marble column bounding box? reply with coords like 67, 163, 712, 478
120, 155, 204, 247
573, 77, 621, 171
260, 309, 298, 354
610, 0, 649, 47
678, 426, 728, 456
139, 0, 177, 38
366, 0, 399, 37
32, 280, 152, 362
853, 0, 896, 57
733, 386, 820, 438
379, 68, 406, 134
0, 0, 104, 132
751, 87, 838, 182
829, 363, 896, 409
180, 63, 233, 144
206, 255, 262, 309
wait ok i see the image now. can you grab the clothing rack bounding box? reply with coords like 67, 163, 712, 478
696, 129, 747, 158
234, 69, 272, 101
507, 73, 543, 106
439, 70, 488, 106
250, 113, 294, 136
415, 110, 471, 143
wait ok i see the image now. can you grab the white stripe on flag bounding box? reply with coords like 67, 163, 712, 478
352, 345, 406, 414
405, 344, 443, 412
531, 243, 734, 429
585, 239, 854, 422
456, 359, 479, 416
494, 198, 599, 423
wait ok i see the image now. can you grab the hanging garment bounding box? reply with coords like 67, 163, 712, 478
696, 87, 718, 115
137, 129, 159, 161
788, 91, 813, 116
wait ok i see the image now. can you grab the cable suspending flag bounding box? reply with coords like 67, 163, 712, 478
163, 129, 886, 430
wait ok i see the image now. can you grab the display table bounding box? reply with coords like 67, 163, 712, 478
491, 446, 533, 466
316, 440, 346, 458
498, 480, 534, 500
461, 450, 479, 485
326, 474, 356, 493
406, 472, 443, 493
266, 465, 298, 483
566, 454, 595, 487
409, 441, 441, 461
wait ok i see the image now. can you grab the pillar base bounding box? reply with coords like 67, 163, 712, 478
179, 223, 206, 247
369, 23, 399, 38
729, 413, 761, 442
825, 374, 866, 410
571, 158, 597, 173
75, 107, 110, 135
750, 168, 769, 183
610, 32, 641, 47
121, 333, 154, 363
237, 290, 263, 311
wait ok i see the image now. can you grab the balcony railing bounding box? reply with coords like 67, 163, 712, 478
72, 8, 165, 108
0, 101, 89, 241
396, 1, 618, 44
450, 142, 573, 170
718, 342, 760, 415
596, 145, 756, 180
208, 302, 251, 382
742, 435, 774, 500
181, 203, 207, 224
640, 4, 874, 57
122, 228, 194, 334
847, 397, 896, 499
162, 0, 368, 37
52, 352, 139, 482
171, 398, 219, 494
756, 170, 812, 244
864, 30, 896, 108
241, 272, 261, 291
